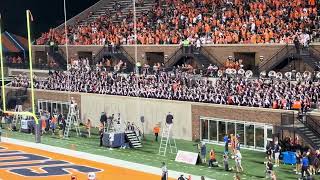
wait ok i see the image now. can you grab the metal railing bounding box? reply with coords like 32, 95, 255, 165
309, 46, 320, 59
119, 46, 135, 65
94, 45, 107, 64
259, 45, 293, 71
305, 115, 320, 138
164, 46, 183, 67
45, 46, 67, 68
200, 46, 223, 67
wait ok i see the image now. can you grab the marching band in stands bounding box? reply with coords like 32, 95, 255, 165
10, 57, 320, 112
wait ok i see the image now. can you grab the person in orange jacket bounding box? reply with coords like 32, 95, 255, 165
153, 124, 160, 142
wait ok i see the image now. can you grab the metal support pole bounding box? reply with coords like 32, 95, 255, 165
35, 121, 41, 143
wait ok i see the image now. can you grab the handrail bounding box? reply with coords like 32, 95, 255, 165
305, 115, 320, 138
309, 46, 320, 57
164, 46, 183, 67
45, 45, 67, 66
125, 121, 142, 135
57, 47, 67, 63
259, 44, 292, 71
199, 46, 223, 67
94, 45, 107, 64
119, 46, 135, 65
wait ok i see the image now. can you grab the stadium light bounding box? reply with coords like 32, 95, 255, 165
64, 0, 69, 65
63, 0, 71, 102
133, 0, 137, 63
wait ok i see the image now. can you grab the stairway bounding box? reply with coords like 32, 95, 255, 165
300, 48, 320, 70
46, 46, 67, 70
96, 46, 135, 72
165, 46, 222, 68
296, 115, 320, 149
192, 50, 212, 67
296, 125, 320, 149
125, 131, 142, 148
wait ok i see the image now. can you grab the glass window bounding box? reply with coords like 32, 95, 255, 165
236, 123, 244, 144
201, 120, 208, 140
52, 103, 57, 114
38, 101, 42, 111
48, 103, 52, 114
267, 128, 273, 139
227, 122, 235, 135
218, 121, 226, 142
255, 126, 265, 149
62, 104, 69, 119
245, 124, 254, 147
209, 120, 217, 141
42, 102, 47, 111
58, 103, 62, 114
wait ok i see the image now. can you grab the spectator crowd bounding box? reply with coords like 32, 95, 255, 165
5, 55, 24, 64
36, 0, 319, 45
10, 60, 320, 111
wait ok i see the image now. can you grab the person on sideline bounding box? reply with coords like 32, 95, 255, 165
153, 124, 160, 142
265, 159, 273, 178
301, 153, 311, 179
161, 162, 168, 180
224, 134, 229, 154
234, 150, 243, 172
273, 141, 281, 167
87, 172, 96, 180
86, 119, 92, 138
208, 149, 217, 168
224, 154, 232, 171
200, 142, 207, 163
99, 122, 104, 147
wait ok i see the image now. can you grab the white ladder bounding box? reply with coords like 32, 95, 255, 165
12, 105, 23, 126
158, 124, 177, 156
63, 105, 81, 138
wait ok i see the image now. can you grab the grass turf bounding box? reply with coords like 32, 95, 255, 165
1, 127, 317, 180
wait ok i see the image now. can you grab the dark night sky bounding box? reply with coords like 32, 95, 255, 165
0, 0, 99, 39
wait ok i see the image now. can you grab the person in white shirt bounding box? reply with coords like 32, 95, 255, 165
234, 150, 243, 172
161, 162, 168, 180
196, 38, 201, 50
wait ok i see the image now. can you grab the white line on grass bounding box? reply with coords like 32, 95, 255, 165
2, 138, 214, 180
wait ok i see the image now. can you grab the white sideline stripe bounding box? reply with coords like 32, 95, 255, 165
1, 138, 214, 180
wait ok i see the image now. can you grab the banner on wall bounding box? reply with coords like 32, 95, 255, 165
175, 150, 199, 165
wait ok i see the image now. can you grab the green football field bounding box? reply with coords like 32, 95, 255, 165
1, 127, 318, 180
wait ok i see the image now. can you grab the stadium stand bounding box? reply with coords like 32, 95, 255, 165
10, 61, 320, 111
36, 0, 320, 45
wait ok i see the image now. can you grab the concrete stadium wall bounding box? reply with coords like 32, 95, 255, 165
33, 44, 320, 66
7, 87, 316, 141
80, 94, 192, 140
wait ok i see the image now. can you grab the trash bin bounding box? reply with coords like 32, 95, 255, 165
282, 151, 296, 165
